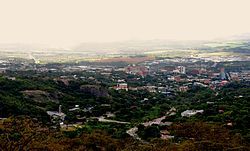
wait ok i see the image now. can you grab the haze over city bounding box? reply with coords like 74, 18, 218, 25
1, 0, 250, 49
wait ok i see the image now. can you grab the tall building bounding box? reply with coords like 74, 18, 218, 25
178, 66, 186, 74
220, 68, 226, 80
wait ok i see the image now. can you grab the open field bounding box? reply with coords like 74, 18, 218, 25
0, 40, 249, 63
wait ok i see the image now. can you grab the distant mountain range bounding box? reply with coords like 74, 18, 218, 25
0, 33, 249, 56
229, 33, 250, 40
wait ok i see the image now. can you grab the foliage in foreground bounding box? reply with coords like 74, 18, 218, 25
0, 116, 249, 151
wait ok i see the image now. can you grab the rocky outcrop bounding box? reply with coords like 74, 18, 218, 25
80, 85, 109, 97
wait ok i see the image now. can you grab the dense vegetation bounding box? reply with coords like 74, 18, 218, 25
0, 69, 249, 150
1, 116, 249, 151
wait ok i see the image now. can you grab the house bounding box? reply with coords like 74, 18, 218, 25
128, 87, 138, 91
146, 86, 157, 93
117, 79, 126, 83
160, 130, 174, 139
158, 87, 167, 94
179, 86, 189, 92
0, 68, 6, 74
105, 112, 115, 118
69, 105, 80, 112
140, 98, 149, 103
5, 76, 16, 81
174, 76, 181, 82
206, 101, 215, 104
220, 80, 229, 87
83, 106, 94, 113
168, 107, 177, 116
115, 83, 128, 91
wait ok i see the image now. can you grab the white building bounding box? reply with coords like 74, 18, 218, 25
47, 105, 66, 124
181, 110, 204, 117
69, 105, 80, 111
179, 66, 186, 74
116, 83, 128, 91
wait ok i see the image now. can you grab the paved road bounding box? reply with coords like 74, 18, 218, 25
94, 116, 130, 124
126, 108, 174, 141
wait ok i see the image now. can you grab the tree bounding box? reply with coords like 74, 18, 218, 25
0, 116, 50, 151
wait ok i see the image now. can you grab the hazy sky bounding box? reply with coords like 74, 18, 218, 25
0, 0, 250, 48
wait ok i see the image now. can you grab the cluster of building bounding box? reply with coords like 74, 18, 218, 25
125, 65, 149, 77
111, 60, 250, 94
